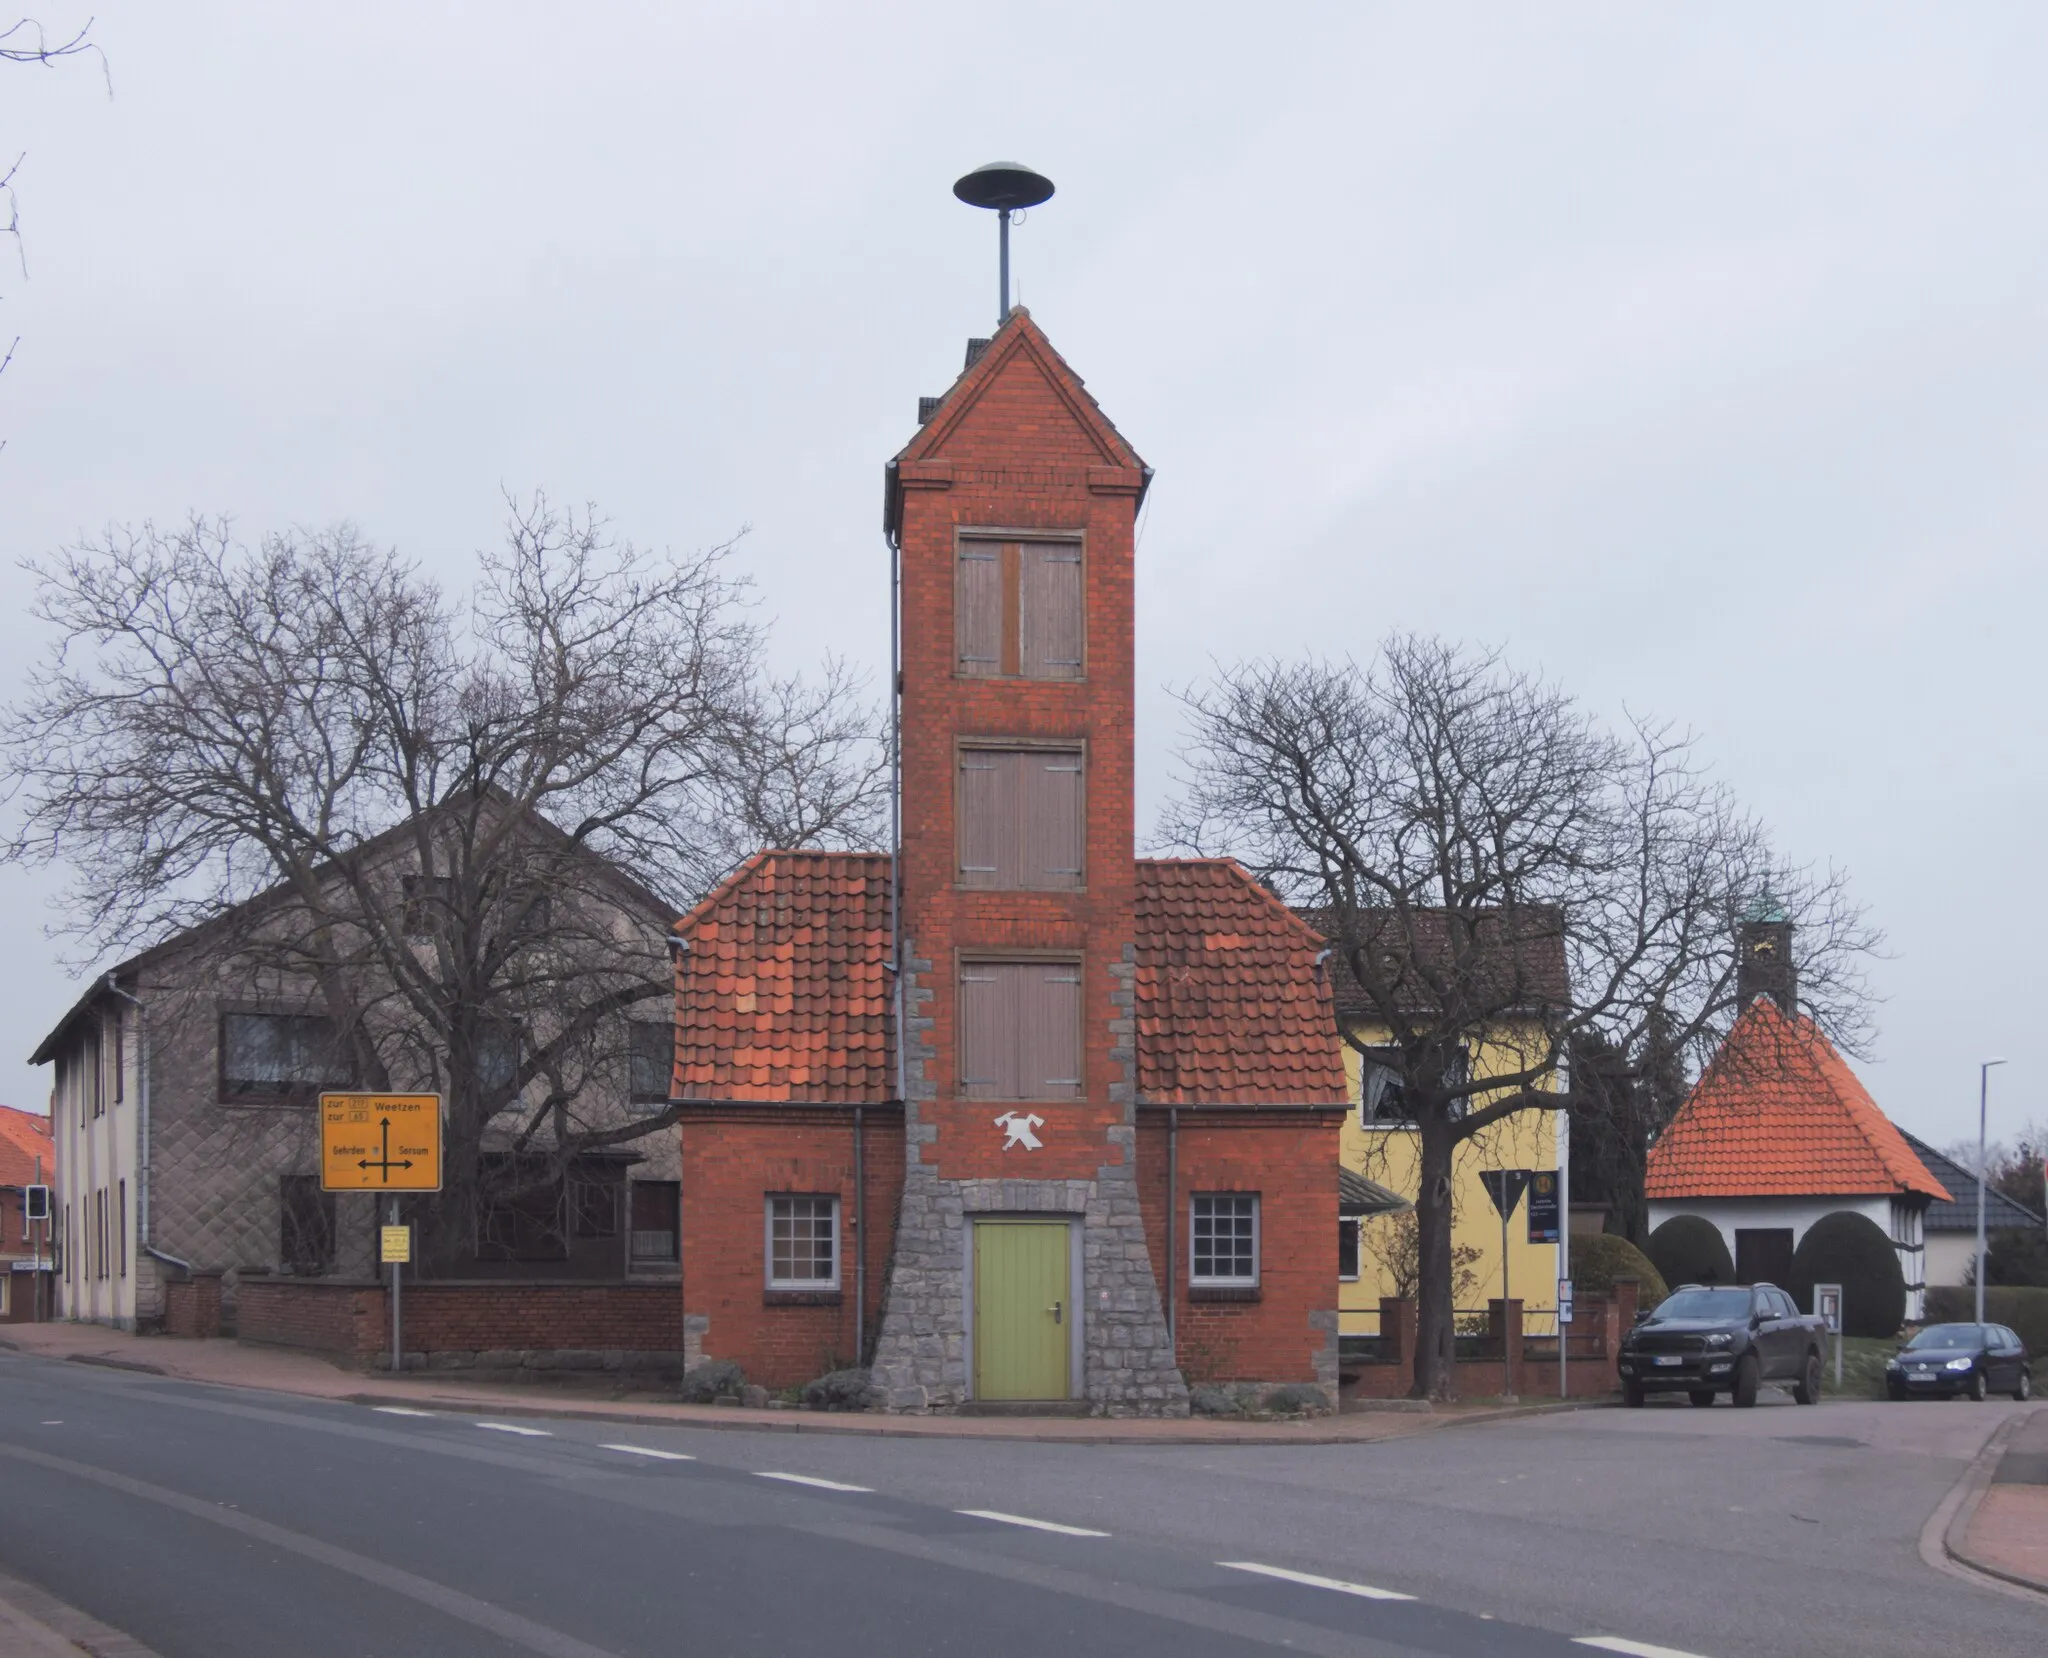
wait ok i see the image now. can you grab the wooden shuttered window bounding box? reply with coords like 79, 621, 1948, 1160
958, 747, 1083, 889
958, 961, 1083, 1101
956, 542, 1003, 676
955, 538, 1083, 680
1019, 541, 1083, 679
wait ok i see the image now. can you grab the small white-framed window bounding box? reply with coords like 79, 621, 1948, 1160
766, 1194, 839, 1289
1190, 1193, 1259, 1287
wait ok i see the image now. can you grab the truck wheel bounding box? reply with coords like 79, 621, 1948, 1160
1624, 1378, 1645, 1408
1793, 1351, 1821, 1406
1687, 1389, 1715, 1408
1968, 1369, 1988, 1402
1732, 1355, 1760, 1409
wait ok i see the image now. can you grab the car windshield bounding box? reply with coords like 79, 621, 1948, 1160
1652, 1289, 1751, 1321
1907, 1324, 1983, 1349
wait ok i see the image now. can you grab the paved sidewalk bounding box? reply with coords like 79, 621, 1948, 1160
1957, 1405, 2048, 1594
0, 1320, 1575, 1444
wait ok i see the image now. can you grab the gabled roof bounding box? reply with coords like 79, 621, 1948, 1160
1902, 1131, 2045, 1233
0, 1106, 55, 1190
672, 853, 1350, 1107
1340, 1167, 1411, 1217
1300, 904, 1570, 1022
28, 795, 682, 1066
884, 307, 1148, 538
1135, 860, 1350, 1106
1645, 996, 1951, 1203
672, 852, 895, 1105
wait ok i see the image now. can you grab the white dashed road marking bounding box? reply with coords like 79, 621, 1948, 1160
1217, 1561, 1416, 1601
475, 1422, 552, 1437
600, 1443, 696, 1461
754, 1471, 872, 1492
372, 1407, 436, 1417
958, 1509, 1110, 1537
1574, 1640, 1716, 1658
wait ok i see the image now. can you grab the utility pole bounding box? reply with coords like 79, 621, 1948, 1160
1976, 1057, 2007, 1326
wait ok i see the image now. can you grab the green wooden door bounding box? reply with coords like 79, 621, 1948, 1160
974, 1221, 1071, 1400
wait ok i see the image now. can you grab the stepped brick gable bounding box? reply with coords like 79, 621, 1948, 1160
675, 307, 1348, 1413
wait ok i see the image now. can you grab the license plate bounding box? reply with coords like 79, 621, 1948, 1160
1653, 1355, 1683, 1366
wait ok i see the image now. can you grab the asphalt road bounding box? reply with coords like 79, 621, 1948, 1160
0, 1350, 2039, 1658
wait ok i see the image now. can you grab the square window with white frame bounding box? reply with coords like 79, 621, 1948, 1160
766, 1194, 839, 1289
1190, 1193, 1259, 1286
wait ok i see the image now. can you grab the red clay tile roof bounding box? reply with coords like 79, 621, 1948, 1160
1298, 905, 1569, 1019
672, 852, 894, 1104
0, 1105, 55, 1189
1136, 860, 1350, 1106
672, 853, 1348, 1107
1645, 997, 1950, 1202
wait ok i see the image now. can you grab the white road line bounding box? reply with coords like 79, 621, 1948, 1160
372, 1407, 436, 1417
753, 1471, 873, 1492
1217, 1561, 1416, 1602
1574, 1639, 1716, 1658
600, 1443, 696, 1462
475, 1422, 552, 1437
958, 1509, 1110, 1538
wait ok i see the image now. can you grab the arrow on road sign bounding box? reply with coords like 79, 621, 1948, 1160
356, 1118, 416, 1183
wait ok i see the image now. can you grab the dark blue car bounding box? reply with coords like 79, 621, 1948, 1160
1885, 1322, 2032, 1401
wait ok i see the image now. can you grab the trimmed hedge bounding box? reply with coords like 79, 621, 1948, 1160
1570, 1233, 1668, 1309
1646, 1214, 1735, 1289
1925, 1285, 2048, 1358
1788, 1211, 1905, 1338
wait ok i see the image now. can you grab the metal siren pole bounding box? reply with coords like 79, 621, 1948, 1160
952, 162, 1056, 326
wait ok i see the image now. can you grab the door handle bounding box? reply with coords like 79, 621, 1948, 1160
1049, 1301, 1062, 1325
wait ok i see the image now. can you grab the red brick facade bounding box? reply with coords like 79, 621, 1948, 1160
676, 310, 1348, 1409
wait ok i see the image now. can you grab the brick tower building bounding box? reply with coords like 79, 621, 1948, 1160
673, 308, 1349, 1415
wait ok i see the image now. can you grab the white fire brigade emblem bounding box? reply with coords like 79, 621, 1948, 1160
993, 1111, 1045, 1152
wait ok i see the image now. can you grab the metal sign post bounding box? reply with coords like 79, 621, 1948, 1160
1479, 1169, 1534, 1400
321, 1094, 440, 1376
1814, 1283, 1844, 1390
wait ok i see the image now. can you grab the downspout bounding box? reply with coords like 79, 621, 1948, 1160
102, 977, 190, 1289
853, 1104, 866, 1363
1166, 1106, 1179, 1350
876, 514, 905, 1368
667, 935, 688, 1329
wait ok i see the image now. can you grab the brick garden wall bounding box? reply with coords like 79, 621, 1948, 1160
235, 1277, 687, 1376
680, 1106, 904, 1390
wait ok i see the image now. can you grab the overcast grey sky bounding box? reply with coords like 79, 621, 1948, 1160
3, 3, 2042, 1147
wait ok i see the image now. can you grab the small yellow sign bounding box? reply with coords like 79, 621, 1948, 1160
319, 1094, 443, 1192
380, 1225, 412, 1264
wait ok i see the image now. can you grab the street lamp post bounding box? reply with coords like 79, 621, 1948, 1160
1976, 1058, 2008, 1327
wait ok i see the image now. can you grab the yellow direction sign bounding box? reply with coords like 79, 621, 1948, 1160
320, 1094, 443, 1192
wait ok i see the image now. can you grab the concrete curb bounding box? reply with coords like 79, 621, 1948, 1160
1940, 1405, 2048, 1598
7, 1331, 1613, 1445
326, 1388, 1613, 1444
0, 1565, 165, 1656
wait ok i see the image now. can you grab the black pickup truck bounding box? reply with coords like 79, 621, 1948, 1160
1617, 1283, 1828, 1408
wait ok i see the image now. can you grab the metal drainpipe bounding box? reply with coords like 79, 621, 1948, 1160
101, 977, 162, 1278
1166, 1107, 1179, 1349
853, 1104, 866, 1363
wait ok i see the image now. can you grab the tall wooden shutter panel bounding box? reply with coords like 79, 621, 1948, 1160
1022, 964, 1083, 1099
1024, 754, 1083, 888
1020, 542, 1083, 679
958, 751, 1010, 887
958, 966, 1005, 1098
957, 543, 1002, 676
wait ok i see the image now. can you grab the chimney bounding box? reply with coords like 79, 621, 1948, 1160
1735, 893, 1797, 1015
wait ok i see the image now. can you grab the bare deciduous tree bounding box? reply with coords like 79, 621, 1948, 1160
1162, 635, 1875, 1399
2, 498, 886, 1263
